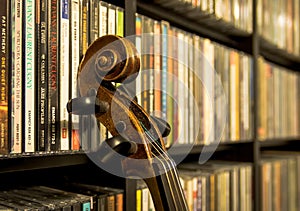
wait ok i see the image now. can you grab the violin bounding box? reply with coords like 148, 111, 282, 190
67, 35, 189, 211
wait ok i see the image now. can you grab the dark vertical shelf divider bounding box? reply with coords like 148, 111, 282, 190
124, 1, 137, 211
251, 0, 261, 210
125, 0, 137, 36
125, 179, 137, 211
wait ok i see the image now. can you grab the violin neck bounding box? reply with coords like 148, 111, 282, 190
144, 167, 189, 211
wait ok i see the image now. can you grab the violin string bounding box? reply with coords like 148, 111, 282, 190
144, 129, 186, 210
140, 122, 178, 206
140, 122, 187, 210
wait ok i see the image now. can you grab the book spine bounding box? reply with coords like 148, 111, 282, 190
24, 0, 36, 152
183, 34, 189, 144
48, 0, 60, 151
166, 25, 173, 147
148, 18, 154, 115
141, 188, 149, 211
257, 57, 264, 139
37, 0, 48, 151
59, 0, 70, 150
107, 195, 115, 211
229, 50, 240, 141
141, 16, 149, 112
153, 20, 161, 118
266, 62, 274, 138
0, 0, 10, 155
214, 44, 225, 142
11, 0, 22, 153
80, 0, 89, 57
196, 175, 202, 210
273, 67, 279, 137
293, 73, 299, 137
135, 14, 142, 103
98, 1, 107, 37
70, 0, 80, 150
198, 38, 204, 144
193, 35, 201, 144
286, 0, 293, 53
98, 195, 106, 211
239, 54, 245, 140
142, 17, 154, 113
211, 174, 217, 211
136, 189, 142, 211
177, 30, 185, 144
187, 34, 194, 144
244, 55, 251, 139
294, 0, 299, 55
35, 0, 41, 151
115, 193, 123, 211
107, 4, 116, 35
282, 70, 288, 137
203, 39, 215, 144
82, 202, 91, 211
116, 7, 123, 37
89, 0, 99, 43
161, 21, 169, 123
172, 27, 179, 144
192, 177, 198, 211
202, 176, 207, 211
10, 0, 15, 153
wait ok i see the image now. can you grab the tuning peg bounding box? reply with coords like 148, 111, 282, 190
67, 96, 109, 115
98, 135, 137, 163
150, 116, 171, 138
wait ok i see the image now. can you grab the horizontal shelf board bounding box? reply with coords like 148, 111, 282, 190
137, 0, 252, 54
259, 137, 300, 148
259, 37, 300, 71
0, 151, 89, 173
169, 140, 253, 156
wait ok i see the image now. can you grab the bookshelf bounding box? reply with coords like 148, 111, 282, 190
0, 0, 299, 210
133, 0, 300, 210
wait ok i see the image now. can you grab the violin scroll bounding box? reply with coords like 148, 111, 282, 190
79, 35, 140, 85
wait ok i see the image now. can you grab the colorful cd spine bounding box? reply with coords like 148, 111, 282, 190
70, 0, 80, 150
24, 0, 36, 152
37, 0, 48, 151
0, 0, 10, 155
48, 0, 60, 151
11, 0, 22, 153
59, 0, 70, 150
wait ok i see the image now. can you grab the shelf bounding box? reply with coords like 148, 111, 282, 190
0, 151, 89, 174
259, 37, 300, 71
137, 0, 252, 54
169, 140, 254, 156
1, 138, 298, 173
259, 137, 300, 148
